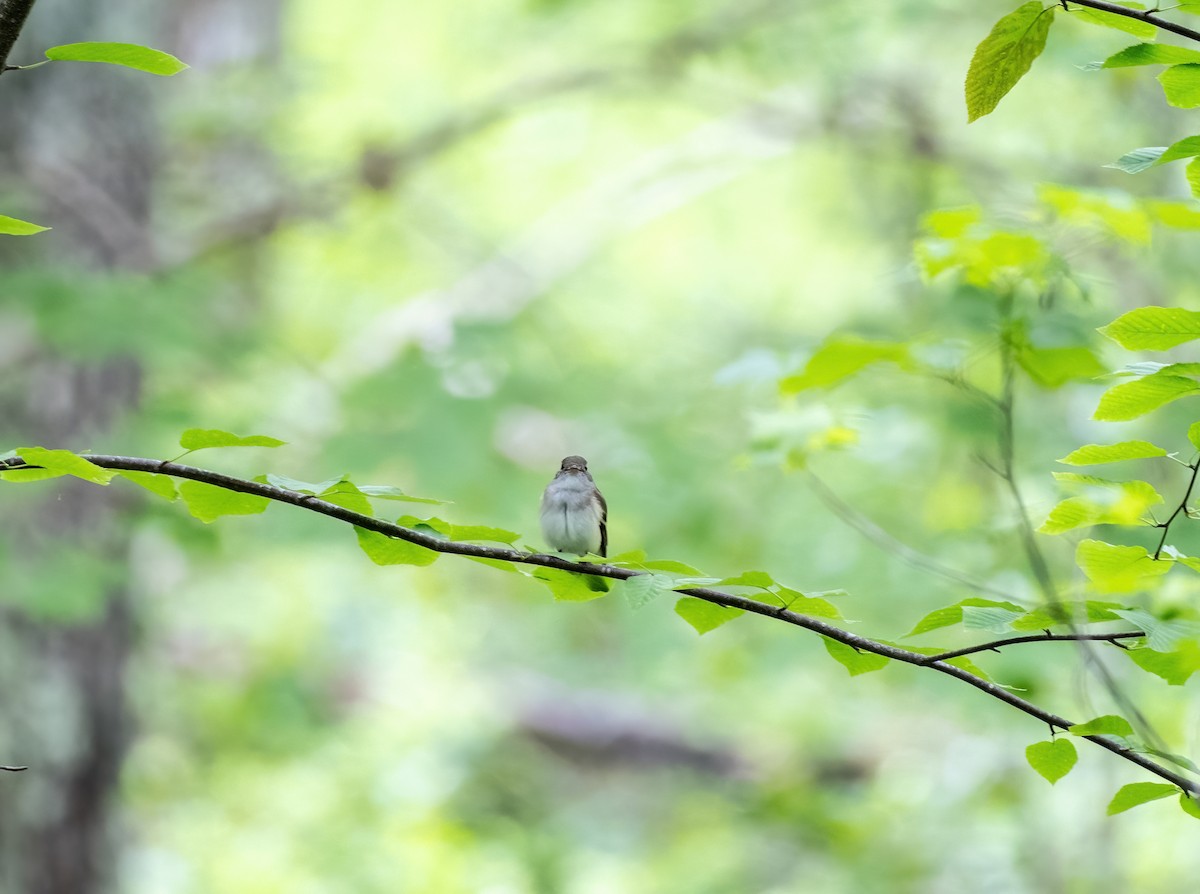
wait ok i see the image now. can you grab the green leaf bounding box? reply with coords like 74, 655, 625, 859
16, 447, 115, 484
1026, 739, 1078, 784
965, 2, 1055, 122
904, 598, 1028, 637
1110, 608, 1200, 652
115, 470, 177, 501
395, 515, 520, 545
1180, 794, 1200, 820
1103, 42, 1200, 67
1188, 158, 1200, 199
533, 567, 607, 602
1016, 346, 1106, 388
179, 429, 285, 450
1093, 375, 1200, 422
1126, 640, 1200, 685
1159, 63, 1200, 108
637, 559, 707, 575
900, 645, 992, 681
774, 586, 843, 621
1099, 307, 1200, 350
714, 571, 776, 589
1058, 441, 1166, 465
44, 42, 188, 75
178, 480, 269, 523
1070, 714, 1135, 737
318, 482, 373, 515
1073, 2, 1156, 38
1159, 135, 1200, 165
961, 605, 1023, 632
779, 338, 908, 394
1011, 600, 1126, 630
1107, 782, 1178, 815
1146, 199, 1200, 229
1109, 146, 1166, 174
1075, 540, 1171, 592
262, 472, 345, 494
357, 484, 447, 505
675, 597, 744, 634
823, 638, 890, 676
0, 214, 50, 235
1146, 748, 1200, 774
620, 574, 676, 609
354, 527, 438, 566
921, 206, 982, 238
1039, 477, 1162, 534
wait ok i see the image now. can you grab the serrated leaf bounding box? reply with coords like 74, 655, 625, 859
637, 559, 707, 575
904, 598, 1027, 637
1107, 782, 1178, 815
16, 447, 115, 484
395, 515, 520, 545
1108, 146, 1166, 174
1074, 2, 1156, 37
823, 638, 890, 676
962, 605, 1023, 632
1026, 739, 1078, 784
1180, 794, 1200, 819
116, 470, 177, 501
533, 567, 607, 602
354, 527, 438, 566
1126, 640, 1200, 684
1111, 608, 1200, 652
1058, 441, 1166, 465
1093, 375, 1200, 422
965, 2, 1055, 122
774, 586, 843, 621
1145, 748, 1200, 774
1070, 714, 1136, 737
779, 338, 908, 393
357, 484, 446, 504
675, 596, 744, 634
1075, 540, 1170, 592
1104, 42, 1200, 67
1100, 307, 1200, 350
179, 429, 285, 450
263, 472, 346, 494
1159, 135, 1200, 165
178, 480, 269, 523
620, 574, 675, 609
0, 214, 49, 235
44, 41, 188, 75
1016, 345, 1106, 387
1011, 600, 1126, 630
714, 571, 776, 589
1159, 63, 1200, 108
318, 482, 372, 515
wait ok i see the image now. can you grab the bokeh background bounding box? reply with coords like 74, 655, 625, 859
1, 0, 1199, 891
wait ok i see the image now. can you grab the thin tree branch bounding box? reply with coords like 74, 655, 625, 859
921, 630, 1146, 664
1064, 0, 1200, 45
1, 766, 28, 771
1154, 459, 1200, 559
1, 452, 1196, 796
0, 0, 37, 74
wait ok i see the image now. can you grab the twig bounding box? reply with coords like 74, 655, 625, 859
1, 766, 28, 772
1065, 0, 1200, 44
1, 452, 1196, 795
921, 630, 1146, 664
1154, 459, 1200, 559
0, 0, 38, 74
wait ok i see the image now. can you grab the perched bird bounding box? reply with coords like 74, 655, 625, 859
540, 455, 609, 592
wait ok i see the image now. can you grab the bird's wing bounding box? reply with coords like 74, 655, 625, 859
596, 487, 608, 558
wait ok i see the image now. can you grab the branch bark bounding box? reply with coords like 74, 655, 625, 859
0, 0, 37, 74
2, 452, 1195, 797
1064, 0, 1200, 46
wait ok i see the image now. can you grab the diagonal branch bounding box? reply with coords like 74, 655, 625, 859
1154, 458, 1200, 559
1, 452, 1197, 796
1064, 0, 1200, 44
0, 0, 38, 74
921, 630, 1145, 664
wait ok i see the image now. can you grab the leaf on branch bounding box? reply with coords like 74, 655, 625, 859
1111, 608, 1200, 652
0, 214, 50, 236
961, 605, 1024, 633
1108, 147, 1166, 174
533, 567, 607, 602
1010, 600, 1126, 630
1180, 794, 1200, 820
1016, 345, 1106, 388
1100, 306, 1200, 350
1146, 199, 1200, 229
714, 571, 776, 589
965, 1, 1055, 123
904, 597, 1026, 638
1039, 477, 1162, 534
1072, 2, 1157, 38
779, 338, 909, 394
44, 42, 188, 75
1070, 714, 1136, 737
1058, 441, 1166, 465
396, 515, 520, 545
16, 447, 116, 485
179, 429, 285, 450
619, 574, 676, 610
1125, 640, 1200, 685
1075, 540, 1170, 593
674, 597, 744, 634
357, 484, 446, 504
355, 527, 439, 566
823, 638, 890, 676
1026, 739, 1077, 784
116, 470, 178, 501
1093, 375, 1200, 422
773, 586, 843, 621
179, 480, 269, 523
1188, 158, 1200, 199
1103, 42, 1200, 68
1107, 782, 1178, 815
1159, 63, 1200, 108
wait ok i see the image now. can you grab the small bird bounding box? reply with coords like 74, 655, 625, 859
540, 456, 609, 591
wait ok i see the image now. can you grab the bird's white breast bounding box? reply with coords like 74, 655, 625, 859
540, 474, 602, 555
